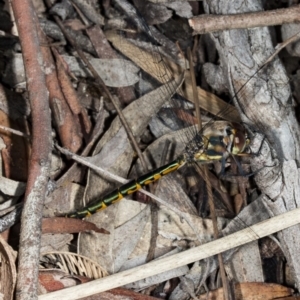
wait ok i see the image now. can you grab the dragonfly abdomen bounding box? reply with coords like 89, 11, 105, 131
67, 157, 185, 218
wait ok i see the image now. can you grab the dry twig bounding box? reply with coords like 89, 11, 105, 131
189, 5, 300, 34
11, 0, 52, 299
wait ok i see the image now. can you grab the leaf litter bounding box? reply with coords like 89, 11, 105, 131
0, 0, 300, 299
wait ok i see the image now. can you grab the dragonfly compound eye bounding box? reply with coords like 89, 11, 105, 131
225, 127, 233, 136
232, 129, 249, 154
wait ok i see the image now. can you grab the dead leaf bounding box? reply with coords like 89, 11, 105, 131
41, 233, 73, 253
61, 55, 140, 87
38, 269, 91, 294
42, 217, 110, 234
78, 201, 150, 274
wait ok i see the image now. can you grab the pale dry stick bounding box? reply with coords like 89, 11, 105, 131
189, 5, 300, 35
0, 125, 30, 138
55, 144, 204, 241
55, 144, 128, 184
70, 0, 91, 26
39, 207, 300, 300
188, 48, 229, 300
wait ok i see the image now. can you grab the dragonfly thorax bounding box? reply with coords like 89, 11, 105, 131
183, 133, 206, 163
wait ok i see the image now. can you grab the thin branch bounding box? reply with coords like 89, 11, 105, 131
0, 125, 30, 138
11, 0, 52, 299
39, 207, 300, 300
55, 144, 128, 185
265, 30, 300, 65
189, 5, 300, 34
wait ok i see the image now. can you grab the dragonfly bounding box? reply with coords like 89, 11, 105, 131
67, 121, 250, 218
65, 1, 261, 219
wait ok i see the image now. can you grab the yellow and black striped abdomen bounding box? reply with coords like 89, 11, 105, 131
67, 157, 185, 218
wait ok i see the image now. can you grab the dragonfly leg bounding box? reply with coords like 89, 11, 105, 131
222, 155, 266, 178
248, 134, 266, 157
219, 155, 227, 176
218, 152, 251, 177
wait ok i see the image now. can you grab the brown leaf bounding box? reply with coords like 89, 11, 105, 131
38, 269, 91, 294
0, 110, 29, 182
42, 217, 110, 234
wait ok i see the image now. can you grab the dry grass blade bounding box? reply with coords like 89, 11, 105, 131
40, 252, 108, 280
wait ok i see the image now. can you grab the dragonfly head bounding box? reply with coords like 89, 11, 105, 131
183, 122, 250, 163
